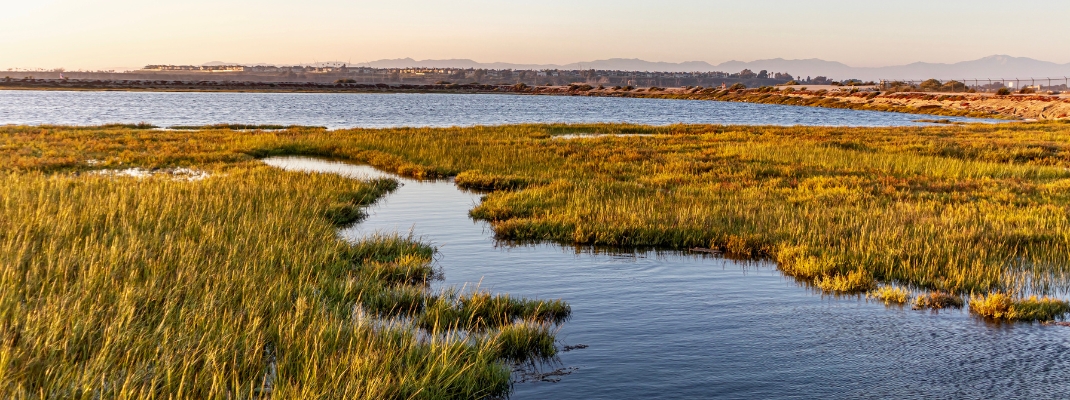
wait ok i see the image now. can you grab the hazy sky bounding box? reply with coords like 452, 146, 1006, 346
3, 0, 1068, 70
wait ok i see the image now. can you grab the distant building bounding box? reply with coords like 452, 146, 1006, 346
142, 65, 247, 72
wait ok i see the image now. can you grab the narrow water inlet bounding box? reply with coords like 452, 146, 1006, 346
263, 156, 1070, 400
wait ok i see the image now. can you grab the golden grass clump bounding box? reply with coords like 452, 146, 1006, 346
814, 270, 877, 293
913, 292, 965, 310
868, 286, 911, 305
970, 293, 1070, 321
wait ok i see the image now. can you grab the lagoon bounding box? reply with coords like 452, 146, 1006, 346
0, 90, 998, 128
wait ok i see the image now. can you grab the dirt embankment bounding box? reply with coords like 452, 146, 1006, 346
842, 92, 1070, 120
514, 85, 1068, 120
615, 87, 1070, 120
4, 79, 1068, 120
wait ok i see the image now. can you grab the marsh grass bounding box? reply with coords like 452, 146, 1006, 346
455, 170, 538, 191
868, 286, 911, 305
100, 122, 158, 129
969, 293, 1070, 321
4, 122, 1070, 318
913, 292, 965, 310
814, 270, 876, 293
0, 165, 568, 398
417, 290, 571, 333
168, 124, 324, 130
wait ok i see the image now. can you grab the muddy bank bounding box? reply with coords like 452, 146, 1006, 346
5, 78, 1064, 120
620, 87, 1070, 121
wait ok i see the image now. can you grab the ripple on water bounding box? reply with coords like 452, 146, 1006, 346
263, 157, 1070, 400
0, 91, 1002, 128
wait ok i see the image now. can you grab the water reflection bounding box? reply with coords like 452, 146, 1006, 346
264, 156, 1070, 400
1, 91, 1000, 128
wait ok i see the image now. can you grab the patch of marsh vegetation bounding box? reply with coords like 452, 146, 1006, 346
455, 170, 539, 191
168, 123, 325, 130
813, 270, 876, 293
4, 122, 1070, 323
867, 286, 911, 305
913, 292, 965, 310
870, 286, 1069, 321
0, 154, 569, 397
913, 119, 966, 125
970, 293, 1070, 322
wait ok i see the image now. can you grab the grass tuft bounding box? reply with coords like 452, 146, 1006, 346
491, 323, 559, 364
913, 292, 965, 310
418, 290, 572, 332
814, 270, 876, 293
455, 170, 537, 191
169, 124, 325, 130
970, 293, 1070, 321
868, 286, 911, 305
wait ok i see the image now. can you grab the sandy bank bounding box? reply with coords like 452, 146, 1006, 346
4, 79, 1066, 120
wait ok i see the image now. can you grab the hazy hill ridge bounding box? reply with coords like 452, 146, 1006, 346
330, 55, 1068, 81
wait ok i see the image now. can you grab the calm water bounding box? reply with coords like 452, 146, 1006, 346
264, 157, 1070, 400
0, 90, 998, 128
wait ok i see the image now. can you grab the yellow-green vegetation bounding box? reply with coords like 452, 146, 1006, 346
455, 170, 538, 191
3, 121, 1070, 320
913, 292, 965, 310
970, 293, 1070, 322
0, 157, 569, 397
868, 286, 911, 305
813, 270, 876, 293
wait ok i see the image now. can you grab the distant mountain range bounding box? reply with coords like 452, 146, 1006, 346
354, 56, 1070, 81
202, 56, 1070, 81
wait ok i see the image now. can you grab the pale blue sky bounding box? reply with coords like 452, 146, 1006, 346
2, 0, 1067, 70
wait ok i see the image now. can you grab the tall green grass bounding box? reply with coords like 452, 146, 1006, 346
0, 166, 568, 398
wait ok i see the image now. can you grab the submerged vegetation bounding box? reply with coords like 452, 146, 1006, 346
0, 154, 569, 397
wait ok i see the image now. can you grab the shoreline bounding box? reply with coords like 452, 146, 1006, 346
3, 79, 1067, 120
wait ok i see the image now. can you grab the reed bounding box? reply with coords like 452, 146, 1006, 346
0, 165, 567, 398
969, 293, 1070, 321
867, 286, 911, 305
4, 121, 1070, 314
168, 124, 324, 130
814, 270, 876, 293
913, 292, 965, 310
455, 170, 538, 191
